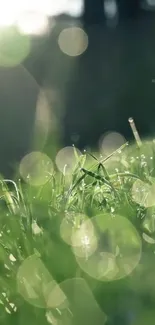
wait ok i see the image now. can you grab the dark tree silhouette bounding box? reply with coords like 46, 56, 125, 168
117, 0, 140, 19
83, 0, 104, 24
83, 0, 140, 24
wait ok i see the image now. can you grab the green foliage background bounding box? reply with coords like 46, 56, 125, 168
1, 141, 155, 325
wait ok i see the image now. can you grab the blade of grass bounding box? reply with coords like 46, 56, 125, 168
81, 168, 119, 199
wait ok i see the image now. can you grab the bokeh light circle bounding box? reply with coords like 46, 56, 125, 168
104, 0, 117, 18
58, 27, 88, 57
17, 254, 67, 310
43, 281, 67, 309
55, 146, 81, 175
60, 213, 89, 246
132, 179, 155, 207
73, 214, 141, 281
0, 27, 30, 67
19, 151, 53, 186
98, 252, 119, 280
17, 254, 52, 308
71, 218, 97, 258
60, 214, 98, 258
147, 0, 155, 7
99, 132, 126, 155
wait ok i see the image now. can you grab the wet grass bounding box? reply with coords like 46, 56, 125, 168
0, 139, 155, 324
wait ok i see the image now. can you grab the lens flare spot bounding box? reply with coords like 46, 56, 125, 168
19, 151, 53, 186
44, 281, 67, 309
146, 0, 155, 7
60, 213, 88, 246
60, 278, 107, 325
98, 252, 119, 280
99, 132, 126, 156
58, 27, 88, 57
104, 0, 118, 18
132, 179, 155, 208
74, 214, 141, 281
0, 27, 30, 67
55, 146, 81, 175
17, 254, 53, 308
71, 219, 98, 258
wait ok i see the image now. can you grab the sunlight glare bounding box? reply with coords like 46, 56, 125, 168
64, 0, 84, 17
0, 0, 84, 28
0, 2, 19, 26
0, 12, 16, 27
17, 11, 49, 36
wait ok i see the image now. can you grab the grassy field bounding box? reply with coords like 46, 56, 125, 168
1, 136, 155, 325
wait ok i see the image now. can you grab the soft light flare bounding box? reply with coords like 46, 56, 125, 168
17, 11, 49, 36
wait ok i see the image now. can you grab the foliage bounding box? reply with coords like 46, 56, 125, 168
1, 140, 155, 324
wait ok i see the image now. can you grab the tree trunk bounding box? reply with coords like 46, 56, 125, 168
83, 0, 104, 24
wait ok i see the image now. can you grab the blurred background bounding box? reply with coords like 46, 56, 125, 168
1, 0, 155, 176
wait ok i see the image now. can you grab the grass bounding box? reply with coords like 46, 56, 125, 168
1, 137, 155, 324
